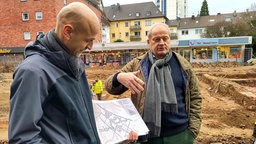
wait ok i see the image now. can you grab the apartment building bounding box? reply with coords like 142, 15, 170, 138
174, 11, 255, 40
0, 0, 108, 65
155, 0, 188, 19
0, 0, 107, 48
103, 2, 167, 43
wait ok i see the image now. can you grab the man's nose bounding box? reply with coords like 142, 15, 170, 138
159, 38, 165, 44
86, 43, 93, 50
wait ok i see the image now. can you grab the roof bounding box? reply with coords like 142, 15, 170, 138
166, 19, 179, 27
169, 11, 256, 29
103, 2, 165, 21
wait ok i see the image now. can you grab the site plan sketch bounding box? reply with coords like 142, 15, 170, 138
92, 98, 149, 144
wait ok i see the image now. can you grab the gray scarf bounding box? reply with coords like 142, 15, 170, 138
143, 51, 178, 137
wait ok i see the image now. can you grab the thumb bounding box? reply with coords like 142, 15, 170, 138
132, 70, 140, 75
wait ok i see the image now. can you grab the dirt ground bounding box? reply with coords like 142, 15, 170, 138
0, 62, 256, 144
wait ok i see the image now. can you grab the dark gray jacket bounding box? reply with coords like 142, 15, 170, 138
8, 30, 100, 144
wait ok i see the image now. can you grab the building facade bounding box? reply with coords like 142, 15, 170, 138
169, 11, 256, 40
81, 36, 252, 67
0, 0, 108, 66
104, 2, 167, 43
155, 0, 188, 19
0, 0, 107, 47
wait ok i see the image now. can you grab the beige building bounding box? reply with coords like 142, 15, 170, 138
104, 2, 167, 42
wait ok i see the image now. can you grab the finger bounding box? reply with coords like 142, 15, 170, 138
127, 132, 133, 140
128, 131, 137, 140
132, 70, 145, 86
134, 78, 144, 91
132, 79, 144, 92
135, 76, 144, 86
129, 83, 142, 94
133, 131, 138, 140
133, 70, 140, 75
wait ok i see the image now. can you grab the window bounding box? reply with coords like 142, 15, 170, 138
116, 23, 118, 28
145, 20, 151, 26
224, 17, 232, 22
125, 32, 129, 37
195, 29, 203, 34
135, 32, 140, 36
37, 31, 44, 35
146, 11, 151, 16
135, 12, 140, 17
145, 31, 149, 36
22, 13, 29, 21
170, 29, 175, 33
134, 21, 140, 26
209, 19, 215, 22
112, 33, 115, 38
125, 22, 129, 27
193, 49, 211, 59
24, 32, 31, 40
181, 30, 188, 35
35, 12, 43, 20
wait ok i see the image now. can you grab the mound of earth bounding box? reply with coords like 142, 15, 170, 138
0, 62, 255, 144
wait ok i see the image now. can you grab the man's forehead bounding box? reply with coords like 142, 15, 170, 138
151, 29, 168, 35
151, 33, 169, 37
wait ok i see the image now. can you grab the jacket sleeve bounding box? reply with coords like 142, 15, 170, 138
91, 85, 95, 92
100, 80, 103, 92
187, 67, 202, 138
105, 59, 138, 95
9, 66, 47, 144
105, 72, 128, 95
175, 52, 202, 138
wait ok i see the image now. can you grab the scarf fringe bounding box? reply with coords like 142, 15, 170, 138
162, 102, 178, 113
146, 122, 161, 137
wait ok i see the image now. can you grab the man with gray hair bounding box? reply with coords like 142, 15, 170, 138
105, 23, 202, 143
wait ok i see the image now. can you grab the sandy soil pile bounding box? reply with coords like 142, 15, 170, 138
0, 62, 256, 144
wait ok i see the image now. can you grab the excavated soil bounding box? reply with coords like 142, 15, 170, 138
0, 62, 256, 144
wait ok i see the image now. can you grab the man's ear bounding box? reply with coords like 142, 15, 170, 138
147, 39, 150, 44
63, 24, 73, 40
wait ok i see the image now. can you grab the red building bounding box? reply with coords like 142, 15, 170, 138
0, 0, 106, 48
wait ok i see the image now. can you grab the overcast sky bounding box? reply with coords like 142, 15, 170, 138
102, 0, 256, 17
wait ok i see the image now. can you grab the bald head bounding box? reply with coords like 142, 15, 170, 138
55, 2, 100, 39
54, 2, 100, 57
148, 23, 171, 39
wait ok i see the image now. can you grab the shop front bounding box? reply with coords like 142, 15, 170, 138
82, 36, 252, 67
178, 36, 252, 63
1, 37, 252, 67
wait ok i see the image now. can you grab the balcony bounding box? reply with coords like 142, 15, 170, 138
130, 25, 141, 31
130, 35, 141, 41
170, 33, 178, 40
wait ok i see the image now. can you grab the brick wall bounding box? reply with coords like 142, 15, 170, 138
0, 0, 104, 47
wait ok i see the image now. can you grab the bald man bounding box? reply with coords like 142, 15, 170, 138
9, 2, 115, 143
